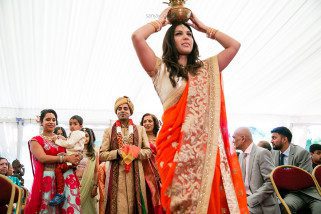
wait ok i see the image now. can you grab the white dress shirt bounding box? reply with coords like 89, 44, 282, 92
280, 145, 290, 165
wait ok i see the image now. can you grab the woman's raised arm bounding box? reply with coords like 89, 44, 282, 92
189, 13, 241, 71
132, 8, 170, 77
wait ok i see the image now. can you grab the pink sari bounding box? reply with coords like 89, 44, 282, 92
142, 143, 164, 214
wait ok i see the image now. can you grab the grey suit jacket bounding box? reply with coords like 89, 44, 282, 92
272, 144, 321, 200
240, 144, 281, 213
272, 144, 312, 173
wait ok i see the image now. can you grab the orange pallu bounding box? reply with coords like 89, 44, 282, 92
155, 56, 248, 213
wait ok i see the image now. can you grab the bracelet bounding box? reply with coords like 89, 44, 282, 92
206, 27, 219, 40
148, 20, 162, 32
58, 154, 65, 163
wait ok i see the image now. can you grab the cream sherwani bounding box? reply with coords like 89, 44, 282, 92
99, 124, 151, 214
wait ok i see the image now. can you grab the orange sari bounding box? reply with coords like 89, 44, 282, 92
156, 56, 248, 213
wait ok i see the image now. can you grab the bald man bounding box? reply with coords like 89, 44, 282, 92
257, 140, 272, 151
233, 127, 280, 214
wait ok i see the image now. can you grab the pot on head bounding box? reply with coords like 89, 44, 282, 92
166, 0, 191, 24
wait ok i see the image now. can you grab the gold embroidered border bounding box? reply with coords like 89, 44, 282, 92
163, 81, 187, 111
169, 57, 212, 213
196, 56, 220, 213
218, 131, 240, 213
168, 55, 241, 213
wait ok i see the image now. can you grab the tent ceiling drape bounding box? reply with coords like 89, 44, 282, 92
1, 0, 321, 124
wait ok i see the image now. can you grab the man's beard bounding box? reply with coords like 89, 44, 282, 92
272, 144, 282, 150
119, 117, 129, 122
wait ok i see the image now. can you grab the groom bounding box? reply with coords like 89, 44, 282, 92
99, 96, 151, 213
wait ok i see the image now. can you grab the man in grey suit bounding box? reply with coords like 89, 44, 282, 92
233, 127, 280, 214
271, 126, 321, 213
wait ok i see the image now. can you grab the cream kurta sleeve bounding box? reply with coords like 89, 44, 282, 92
55, 130, 85, 150
99, 128, 119, 162
138, 126, 152, 160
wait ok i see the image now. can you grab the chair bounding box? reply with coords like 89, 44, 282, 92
270, 165, 316, 214
312, 165, 321, 195
21, 186, 29, 211
13, 184, 23, 214
0, 174, 16, 214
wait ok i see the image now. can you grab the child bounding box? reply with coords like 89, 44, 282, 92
49, 115, 85, 206
75, 128, 98, 213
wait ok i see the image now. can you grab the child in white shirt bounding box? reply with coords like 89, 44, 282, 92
49, 115, 85, 206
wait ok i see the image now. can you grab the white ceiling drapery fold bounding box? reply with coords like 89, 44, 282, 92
0, 0, 321, 124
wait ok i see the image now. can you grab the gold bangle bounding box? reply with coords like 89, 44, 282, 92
213, 30, 219, 40
148, 22, 157, 32
206, 27, 218, 39
148, 20, 162, 32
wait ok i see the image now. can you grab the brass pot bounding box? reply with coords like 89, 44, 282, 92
169, 0, 186, 7
167, 6, 191, 24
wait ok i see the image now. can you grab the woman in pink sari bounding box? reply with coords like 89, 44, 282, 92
140, 113, 160, 155
141, 113, 164, 213
25, 109, 81, 214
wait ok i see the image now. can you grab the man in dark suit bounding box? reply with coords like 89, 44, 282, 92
233, 127, 280, 214
271, 126, 321, 213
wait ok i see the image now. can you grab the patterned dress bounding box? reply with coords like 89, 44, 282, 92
25, 135, 81, 214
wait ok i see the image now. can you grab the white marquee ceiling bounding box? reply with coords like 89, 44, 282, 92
0, 0, 321, 124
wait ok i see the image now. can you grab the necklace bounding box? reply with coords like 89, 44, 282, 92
147, 133, 156, 143
116, 119, 134, 148
41, 134, 56, 142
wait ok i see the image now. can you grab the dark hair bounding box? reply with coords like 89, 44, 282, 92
310, 144, 321, 153
0, 157, 9, 175
54, 126, 67, 138
81, 128, 96, 160
140, 113, 160, 137
162, 23, 203, 87
271, 126, 292, 143
40, 109, 58, 125
70, 115, 83, 125
0, 157, 8, 162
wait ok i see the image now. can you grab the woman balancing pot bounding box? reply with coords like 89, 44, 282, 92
132, 2, 248, 213
166, 0, 191, 24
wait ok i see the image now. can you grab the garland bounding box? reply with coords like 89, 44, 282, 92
115, 119, 134, 147
115, 119, 140, 173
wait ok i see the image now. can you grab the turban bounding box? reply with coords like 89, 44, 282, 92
114, 96, 134, 115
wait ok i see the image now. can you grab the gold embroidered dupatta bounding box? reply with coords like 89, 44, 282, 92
156, 56, 248, 213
